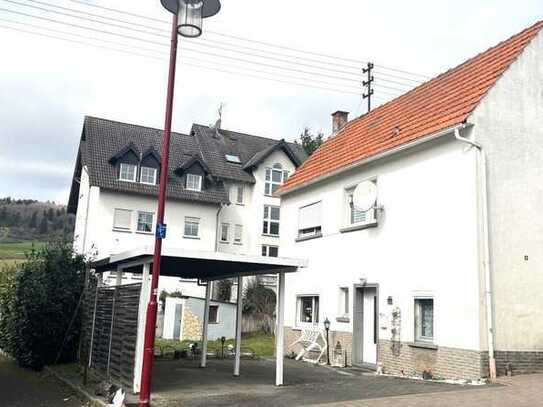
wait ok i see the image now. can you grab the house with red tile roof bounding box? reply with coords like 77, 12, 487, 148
278, 20, 543, 379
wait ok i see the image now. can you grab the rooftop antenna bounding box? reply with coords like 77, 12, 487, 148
362, 62, 374, 113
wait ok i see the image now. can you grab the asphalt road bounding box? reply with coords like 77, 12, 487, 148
0, 354, 85, 407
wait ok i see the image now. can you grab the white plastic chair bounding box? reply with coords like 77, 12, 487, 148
289, 328, 327, 363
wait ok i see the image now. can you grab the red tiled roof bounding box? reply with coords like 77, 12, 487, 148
280, 20, 543, 194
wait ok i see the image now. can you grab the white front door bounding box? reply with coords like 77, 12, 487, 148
362, 287, 377, 365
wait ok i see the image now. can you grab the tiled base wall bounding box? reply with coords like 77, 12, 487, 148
379, 339, 487, 380
495, 351, 543, 375
284, 327, 354, 365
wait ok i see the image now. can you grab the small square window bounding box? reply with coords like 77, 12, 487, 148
113, 208, 132, 230
137, 211, 153, 233
140, 166, 157, 185
263, 205, 280, 236
184, 217, 200, 237
186, 174, 202, 191
415, 298, 434, 343
119, 163, 137, 182
297, 295, 319, 325
209, 305, 219, 323
262, 245, 278, 257
339, 287, 349, 316
264, 166, 287, 196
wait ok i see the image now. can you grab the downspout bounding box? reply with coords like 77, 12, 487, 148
454, 127, 497, 379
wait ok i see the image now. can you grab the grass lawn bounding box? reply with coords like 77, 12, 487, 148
156, 332, 275, 357
0, 241, 45, 260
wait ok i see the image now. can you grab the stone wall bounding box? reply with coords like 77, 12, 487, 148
379, 339, 486, 380
495, 351, 543, 375
182, 307, 202, 341
284, 327, 353, 365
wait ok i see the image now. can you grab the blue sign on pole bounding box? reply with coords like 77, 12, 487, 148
156, 223, 167, 239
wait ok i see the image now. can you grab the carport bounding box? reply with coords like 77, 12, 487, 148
89, 246, 307, 394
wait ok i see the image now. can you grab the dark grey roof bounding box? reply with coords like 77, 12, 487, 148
191, 124, 306, 183
68, 117, 307, 213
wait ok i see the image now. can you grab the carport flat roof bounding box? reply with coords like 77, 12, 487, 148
90, 246, 307, 280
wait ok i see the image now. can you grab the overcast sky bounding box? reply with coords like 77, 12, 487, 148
0, 0, 541, 204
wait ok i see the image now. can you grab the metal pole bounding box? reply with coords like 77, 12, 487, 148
200, 282, 211, 368
139, 14, 179, 407
233, 276, 243, 376
326, 328, 330, 365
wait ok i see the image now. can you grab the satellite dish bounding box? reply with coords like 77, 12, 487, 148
352, 181, 377, 212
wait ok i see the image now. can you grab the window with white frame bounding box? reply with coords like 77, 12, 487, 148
262, 205, 280, 236
261, 245, 278, 257
234, 224, 243, 244
338, 287, 349, 316
297, 295, 319, 325
113, 208, 132, 230
140, 166, 157, 185
186, 173, 202, 191
208, 305, 219, 323
220, 223, 229, 242
298, 201, 322, 239
119, 163, 137, 182
346, 184, 376, 225
136, 211, 153, 233
184, 217, 200, 238
235, 185, 244, 204
264, 164, 289, 196
415, 298, 434, 343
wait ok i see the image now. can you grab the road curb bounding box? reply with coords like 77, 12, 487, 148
44, 366, 107, 407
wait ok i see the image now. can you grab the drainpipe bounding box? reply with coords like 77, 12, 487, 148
454, 127, 496, 379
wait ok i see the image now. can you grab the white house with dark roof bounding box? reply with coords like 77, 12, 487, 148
278, 21, 543, 380
68, 116, 306, 298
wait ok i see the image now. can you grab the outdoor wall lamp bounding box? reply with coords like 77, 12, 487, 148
160, 0, 221, 37
139, 2, 221, 407
324, 317, 331, 365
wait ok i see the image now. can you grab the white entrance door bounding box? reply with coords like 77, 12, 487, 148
362, 288, 377, 365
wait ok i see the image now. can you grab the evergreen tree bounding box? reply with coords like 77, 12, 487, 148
296, 127, 324, 156
39, 217, 48, 234
29, 212, 38, 228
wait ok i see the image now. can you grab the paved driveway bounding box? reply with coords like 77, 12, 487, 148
145, 358, 482, 406
0, 354, 84, 407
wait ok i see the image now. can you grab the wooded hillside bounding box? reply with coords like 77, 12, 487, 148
0, 197, 75, 242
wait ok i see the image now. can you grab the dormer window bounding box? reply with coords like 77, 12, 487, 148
119, 163, 137, 182
140, 166, 157, 185
186, 173, 202, 191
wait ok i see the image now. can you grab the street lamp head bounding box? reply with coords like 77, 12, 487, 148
324, 317, 331, 330
160, 0, 221, 38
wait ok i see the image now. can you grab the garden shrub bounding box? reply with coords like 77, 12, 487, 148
0, 240, 86, 369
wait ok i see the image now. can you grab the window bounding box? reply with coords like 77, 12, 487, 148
262, 205, 280, 236
208, 305, 219, 323
235, 185, 244, 204
220, 223, 229, 242
113, 208, 132, 230
298, 201, 322, 239
186, 173, 202, 191
184, 217, 200, 238
140, 166, 157, 185
262, 245, 279, 257
137, 211, 153, 233
264, 165, 289, 195
339, 287, 349, 316
234, 224, 243, 244
415, 298, 434, 343
225, 154, 241, 163
119, 163, 137, 182
346, 184, 375, 225
297, 295, 319, 325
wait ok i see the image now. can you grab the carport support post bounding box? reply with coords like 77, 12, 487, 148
134, 263, 151, 394
276, 272, 285, 386
234, 276, 243, 376
200, 281, 211, 368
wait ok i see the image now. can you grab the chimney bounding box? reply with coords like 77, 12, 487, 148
331, 110, 349, 134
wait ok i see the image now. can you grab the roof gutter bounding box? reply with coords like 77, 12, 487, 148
279, 123, 466, 197
454, 127, 496, 380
